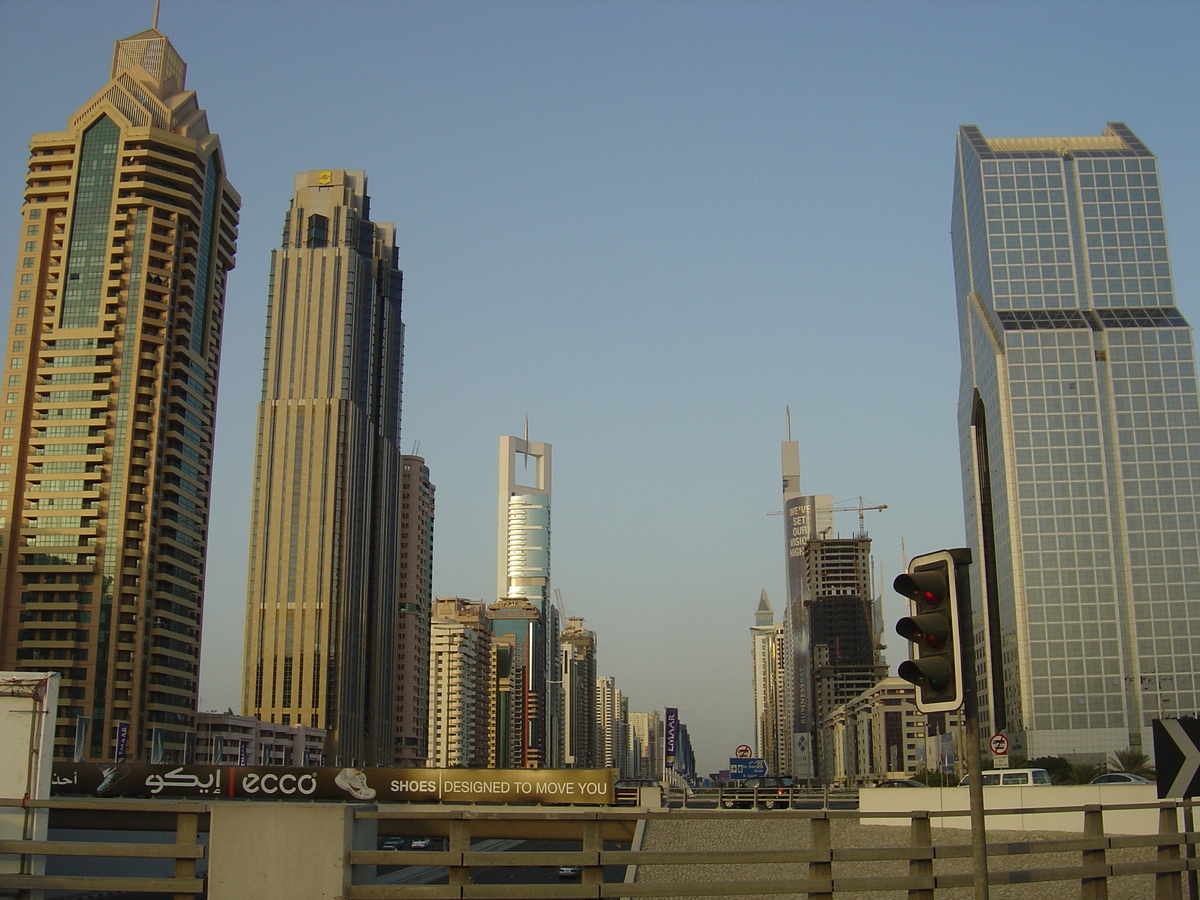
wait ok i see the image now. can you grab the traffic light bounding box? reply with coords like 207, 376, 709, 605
895, 550, 963, 713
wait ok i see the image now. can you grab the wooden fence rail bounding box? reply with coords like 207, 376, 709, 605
0, 795, 1197, 898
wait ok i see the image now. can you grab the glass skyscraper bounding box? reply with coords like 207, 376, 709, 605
953, 123, 1200, 761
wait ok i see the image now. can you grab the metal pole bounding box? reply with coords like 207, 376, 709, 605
964, 713, 990, 900
951, 547, 990, 900
1186, 801, 1198, 900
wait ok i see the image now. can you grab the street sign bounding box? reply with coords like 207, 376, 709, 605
992, 755, 1010, 769
989, 733, 1008, 756
1153, 717, 1200, 799
735, 745, 752, 759
728, 758, 768, 779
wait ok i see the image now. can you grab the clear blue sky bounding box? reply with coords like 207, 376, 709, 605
2, 0, 1197, 776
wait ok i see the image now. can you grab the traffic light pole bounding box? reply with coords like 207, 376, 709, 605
952, 549, 990, 900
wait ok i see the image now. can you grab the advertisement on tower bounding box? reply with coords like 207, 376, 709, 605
664, 707, 678, 769
784, 495, 815, 779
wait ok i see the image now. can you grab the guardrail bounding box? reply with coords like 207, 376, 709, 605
0, 796, 206, 897
0, 794, 1196, 898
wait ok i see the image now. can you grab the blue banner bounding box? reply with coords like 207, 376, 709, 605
115, 721, 129, 763
664, 708, 678, 769
73, 716, 89, 763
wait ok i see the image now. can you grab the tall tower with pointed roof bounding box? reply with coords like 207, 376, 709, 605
0, 25, 239, 763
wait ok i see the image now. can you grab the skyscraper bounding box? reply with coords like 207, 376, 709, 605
749, 590, 786, 772
497, 432, 551, 608
487, 596, 544, 767
428, 597, 491, 768
396, 455, 434, 765
779, 414, 832, 778
954, 123, 1200, 761
0, 26, 239, 763
494, 431, 554, 766
242, 169, 404, 767
560, 616, 597, 768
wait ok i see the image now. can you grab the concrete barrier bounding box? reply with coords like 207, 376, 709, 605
207, 802, 376, 899
859, 783, 1166, 833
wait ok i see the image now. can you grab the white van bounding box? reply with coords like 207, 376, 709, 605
959, 768, 1051, 787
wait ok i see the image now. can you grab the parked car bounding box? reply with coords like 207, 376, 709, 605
558, 865, 582, 878
380, 837, 404, 850
959, 768, 1051, 787
721, 776, 795, 809
876, 779, 925, 788
1091, 772, 1152, 784
409, 837, 431, 849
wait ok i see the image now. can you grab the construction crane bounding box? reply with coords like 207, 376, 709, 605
769, 497, 887, 538
827, 497, 888, 539
554, 587, 566, 617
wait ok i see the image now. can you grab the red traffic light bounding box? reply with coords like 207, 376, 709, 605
896, 613, 950, 650
893, 570, 948, 609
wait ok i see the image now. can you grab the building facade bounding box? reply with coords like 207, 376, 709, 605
560, 616, 597, 768
395, 455, 433, 765
495, 432, 555, 766
779, 420, 833, 779
596, 675, 629, 775
823, 677, 964, 787
0, 27, 239, 762
427, 598, 492, 768
196, 710, 325, 767
627, 710, 662, 781
953, 123, 1200, 762
750, 590, 789, 774
241, 169, 404, 767
487, 596, 544, 767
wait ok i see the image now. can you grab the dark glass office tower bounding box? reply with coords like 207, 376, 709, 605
954, 123, 1200, 761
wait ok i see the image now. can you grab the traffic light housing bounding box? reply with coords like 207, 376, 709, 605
895, 550, 964, 713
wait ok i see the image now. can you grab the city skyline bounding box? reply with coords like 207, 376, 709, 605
1, 1, 1197, 775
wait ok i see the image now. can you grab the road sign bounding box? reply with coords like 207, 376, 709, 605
1153, 717, 1200, 799
728, 758, 768, 779
735, 745, 752, 759
989, 733, 1008, 756
992, 755, 1009, 769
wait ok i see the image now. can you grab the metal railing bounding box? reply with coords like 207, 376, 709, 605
0, 794, 1196, 898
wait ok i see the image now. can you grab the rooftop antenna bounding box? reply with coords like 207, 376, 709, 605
785, 405, 792, 442
152, 0, 161, 29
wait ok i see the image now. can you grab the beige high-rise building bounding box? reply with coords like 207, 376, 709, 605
395, 455, 433, 765
0, 26, 239, 763
427, 597, 491, 768
242, 169, 404, 767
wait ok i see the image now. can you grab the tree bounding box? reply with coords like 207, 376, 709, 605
1108, 747, 1155, 777
1065, 762, 1102, 785
1025, 756, 1072, 784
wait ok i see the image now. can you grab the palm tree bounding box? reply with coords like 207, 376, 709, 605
1108, 747, 1155, 777
1065, 762, 1102, 785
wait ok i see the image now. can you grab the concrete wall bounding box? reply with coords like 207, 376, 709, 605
207, 802, 376, 899
859, 783, 1168, 834
0, 671, 58, 887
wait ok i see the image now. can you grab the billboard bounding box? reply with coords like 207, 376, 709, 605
664, 707, 678, 769
784, 494, 816, 779
50, 764, 615, 805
